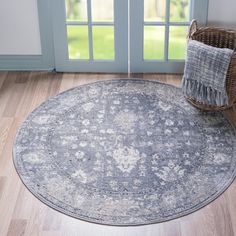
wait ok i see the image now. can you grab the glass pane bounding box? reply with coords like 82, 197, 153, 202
67, 26, 89, 59
144, 26, 165, 59
66, 0, 87, 21
144, 0, 166, 22
170, 0, 190, 22
168, 26, 188, 60
93, 26, 114, 59
91, 0, 114, 22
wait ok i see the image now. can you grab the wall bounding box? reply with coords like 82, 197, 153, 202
208, 0, 236, 29
0, 0, 235, 55
0, 0, 41, 55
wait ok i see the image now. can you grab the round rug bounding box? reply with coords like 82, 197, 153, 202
13, 79, 236, 226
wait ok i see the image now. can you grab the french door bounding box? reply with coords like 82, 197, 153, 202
130, 0, 208, 73
51, 0, 208, 73
51, 0, 128, 72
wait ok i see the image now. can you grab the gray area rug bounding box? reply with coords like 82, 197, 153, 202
13, 79, 236, 226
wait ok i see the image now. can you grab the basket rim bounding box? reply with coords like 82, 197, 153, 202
189, 19, 236, 50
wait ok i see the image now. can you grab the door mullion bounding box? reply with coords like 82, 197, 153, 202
87, 0, 94, 61
164, 0, 170, 62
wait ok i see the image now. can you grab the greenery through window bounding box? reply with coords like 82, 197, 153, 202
66, 0, 190, 60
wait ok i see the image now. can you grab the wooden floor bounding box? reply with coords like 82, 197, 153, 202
0, 71, 236, 236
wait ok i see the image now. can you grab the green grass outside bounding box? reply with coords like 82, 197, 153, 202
67, 26, 187, 60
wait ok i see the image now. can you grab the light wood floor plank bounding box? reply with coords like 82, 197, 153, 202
0, 118, 14, 157
0, 71, 8, 90
0, 176, 7, 200
227, 181, 236, 235
7, 219, 27, 236
59, 73, 75, 93
0, 72, 18, 117
0, 164, 22, 236
14, 72, 39, 118
210, 194, 235, 236
180, 204, 221, 236
3, 83, 28, 117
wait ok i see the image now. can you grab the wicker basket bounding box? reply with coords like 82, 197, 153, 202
186, 19, 236, 111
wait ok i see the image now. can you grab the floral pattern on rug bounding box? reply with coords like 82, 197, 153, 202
13, 79, 236, 225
